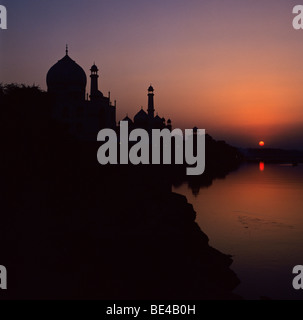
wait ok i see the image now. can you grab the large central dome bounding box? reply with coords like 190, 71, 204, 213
46, 51, 87, 93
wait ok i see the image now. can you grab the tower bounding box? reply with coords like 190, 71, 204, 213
167, 119, 172, 131
147, 85, 155, 118
90, 63, 100, 101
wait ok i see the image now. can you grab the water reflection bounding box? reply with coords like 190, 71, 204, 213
173, 163, 303, 300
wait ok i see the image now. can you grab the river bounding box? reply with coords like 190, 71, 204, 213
173, 163, 303, 300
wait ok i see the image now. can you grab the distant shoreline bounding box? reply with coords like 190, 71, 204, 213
239, 148, 303, 164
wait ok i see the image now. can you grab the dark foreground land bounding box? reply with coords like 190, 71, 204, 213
0, 85, 241, 300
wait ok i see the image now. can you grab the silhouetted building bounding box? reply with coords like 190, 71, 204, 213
47, 46, 116, 140
47, 48, 171, 139
120, 85, 172, 132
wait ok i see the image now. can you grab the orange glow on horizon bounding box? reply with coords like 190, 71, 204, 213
3, 1, 303, 148
259, 162, 265, 172
259, 141, 265, 147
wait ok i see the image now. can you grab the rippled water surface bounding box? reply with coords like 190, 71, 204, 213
173, 163, 303, 299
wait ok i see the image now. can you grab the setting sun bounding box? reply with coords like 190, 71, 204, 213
259, 141, 265, 147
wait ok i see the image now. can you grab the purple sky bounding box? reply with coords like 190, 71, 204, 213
1, 0, 303, 149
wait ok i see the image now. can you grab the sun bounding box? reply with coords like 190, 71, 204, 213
259, 141, 265, 147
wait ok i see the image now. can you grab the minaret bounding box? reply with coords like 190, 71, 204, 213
147, 85, 155, 118
90, 63, 99, 101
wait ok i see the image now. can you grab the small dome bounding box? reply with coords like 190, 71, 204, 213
94, 90, 104, 98
47, 53, 87, 93
90, 64, 98, 72
134, 109, 148, 122
167, 119, 171, 123
123, 115, 133, 123
148, 85, 154, 92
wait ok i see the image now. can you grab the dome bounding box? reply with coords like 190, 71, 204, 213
154, 115, 162, 123
167, 119, 171, 123
134, 109, 148, 122
90, 64, 98, 72
47, 53, 87, 93
148, 85, 154, 92
122, 115, 133, 124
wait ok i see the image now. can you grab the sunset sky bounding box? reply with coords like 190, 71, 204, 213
1, 0, 303, 149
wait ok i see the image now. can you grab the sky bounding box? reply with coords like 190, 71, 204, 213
1, 0, 303, 149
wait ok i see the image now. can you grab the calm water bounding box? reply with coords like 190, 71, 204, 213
173, 163, 303, 300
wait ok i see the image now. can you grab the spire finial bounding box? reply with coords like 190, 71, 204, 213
148, 84, 154, 92
66, 44, 68, 56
